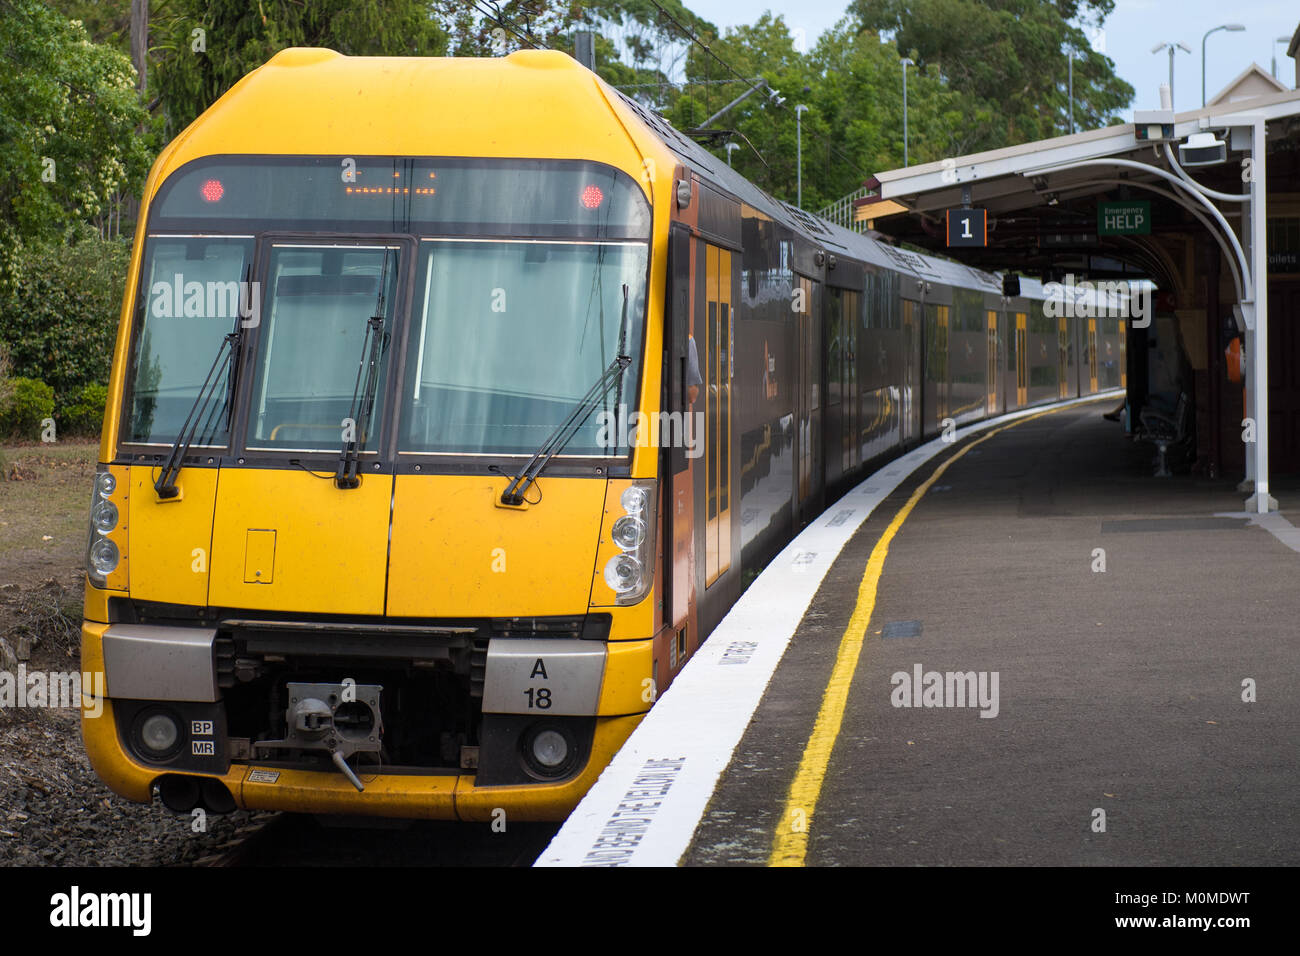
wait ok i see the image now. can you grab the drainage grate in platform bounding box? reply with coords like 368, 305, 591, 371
881, 620, 922, 639
1100, 517, 1249, 534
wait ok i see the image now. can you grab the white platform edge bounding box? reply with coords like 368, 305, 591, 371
535, 390, 1122, 867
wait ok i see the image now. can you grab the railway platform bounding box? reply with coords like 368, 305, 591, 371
538, 395, 1300, 866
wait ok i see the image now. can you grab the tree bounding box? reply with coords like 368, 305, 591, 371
151, 0, 450, 136
582, 0, 715, 107
850, 0, 1133, 151
809, 21, 966, 197
0, 0, 151, 277
677, 14, 819, 203
661, 14, 959, 211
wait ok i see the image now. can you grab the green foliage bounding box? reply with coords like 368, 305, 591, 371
850, 0, 1133, 152
0, 0, 153, 266
153, 0, 451, 135
621, 2, 1132, 212
0, 235, 129, 420
46, 0, 133, 49
435, 0, 574, 57
668, 14, 962, 211
585, 0, 716, 98
61, 382, 109, 436
0, 377, 55, 442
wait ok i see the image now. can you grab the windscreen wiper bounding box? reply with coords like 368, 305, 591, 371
501, 285, 632, 506
154, 265, 251, 499
336, 250, 393, 489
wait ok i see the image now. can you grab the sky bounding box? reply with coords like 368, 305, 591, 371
680, 0, 1299, 112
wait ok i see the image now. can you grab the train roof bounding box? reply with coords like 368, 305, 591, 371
167, 48, 1130, 310
607, 82, 1030, 297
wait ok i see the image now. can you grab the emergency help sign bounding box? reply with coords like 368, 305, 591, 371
1098, 201, 1150, 236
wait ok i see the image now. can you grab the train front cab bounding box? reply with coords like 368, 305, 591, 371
78, 49, 705, 822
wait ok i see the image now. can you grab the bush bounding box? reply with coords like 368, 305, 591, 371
61, 381, 108, 436
0, 376, 54, 441
0, 343, 13, 408
0, 233, 129, 419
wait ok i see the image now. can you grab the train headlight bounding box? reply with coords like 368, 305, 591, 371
86, 467, 126, 588
89, 538, 120, 576
620, 485, 648, 515
91, 499, 119, 534
530, 729, 569, 768
611, 515, 646, 551
140, 712, 180, 755
131, 708, 184, 762
599, 481, 656, 605
522, 723, 577, 778
604, 553, 643, 594
95, 472, 116, 498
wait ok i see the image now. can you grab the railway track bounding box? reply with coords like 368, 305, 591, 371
197, 812, 559, 866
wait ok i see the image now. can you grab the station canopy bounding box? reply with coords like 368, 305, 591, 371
855, 87, 1300, 292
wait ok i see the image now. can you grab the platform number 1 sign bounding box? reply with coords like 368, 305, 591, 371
946, 208, 987, 248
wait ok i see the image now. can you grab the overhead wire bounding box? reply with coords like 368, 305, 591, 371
471, 1, 546, 51
642, 0, 868, 181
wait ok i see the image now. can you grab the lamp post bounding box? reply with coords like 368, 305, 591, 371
1067, 47, 1081, 133
1273, 35, 1292, 79
795, 104, 809, 208
1201, 25, 1244, 106
725, 142, 739, 167
1151, 40, 1191, 109
900, 57, 914, 167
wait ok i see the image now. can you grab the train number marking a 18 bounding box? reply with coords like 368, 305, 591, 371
525, 658, 553, 710
524, 687, 553, 709
482, 639, 603, 717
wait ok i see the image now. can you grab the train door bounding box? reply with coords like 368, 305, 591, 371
1087, 318, 1099, 393
939, 306, 950, 423
794, 274, 822, 525
902, 298, 919, 442
823, 287, 860, 485
664, 225, 695, 671
1014, 312, 1028, 407
703, 243, 733, 587
843, 290, 859, 474
1058, 316, 1070, 399
925, 303, 949, 432
1118, 320, 1127, 390
823, 288, 844, 489
987, 310, 999, 414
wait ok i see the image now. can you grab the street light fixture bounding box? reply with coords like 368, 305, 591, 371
795, 104, 809, 208
1201, 25, 1245, 106
1273, 35, 1292, 79
1067, 46, 1083, 133
900, 57, 914, 167
1152, 40, 1191, 109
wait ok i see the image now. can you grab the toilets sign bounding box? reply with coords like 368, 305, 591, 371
1098, 201, 1150, 236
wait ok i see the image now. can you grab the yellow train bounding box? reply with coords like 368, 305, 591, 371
82, 49, 1122, 821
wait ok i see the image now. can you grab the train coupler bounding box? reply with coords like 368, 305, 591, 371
253, 682, 383, 792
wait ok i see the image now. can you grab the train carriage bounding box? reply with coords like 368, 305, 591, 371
81, 48, 1121, 821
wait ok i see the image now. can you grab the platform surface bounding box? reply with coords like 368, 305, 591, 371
539, 398, 1300, 866
683, 401, 1300, 865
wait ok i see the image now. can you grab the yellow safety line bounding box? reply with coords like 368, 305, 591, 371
769, 404, 1072, 867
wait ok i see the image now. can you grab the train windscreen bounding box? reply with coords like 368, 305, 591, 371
120, 157, 652, 456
